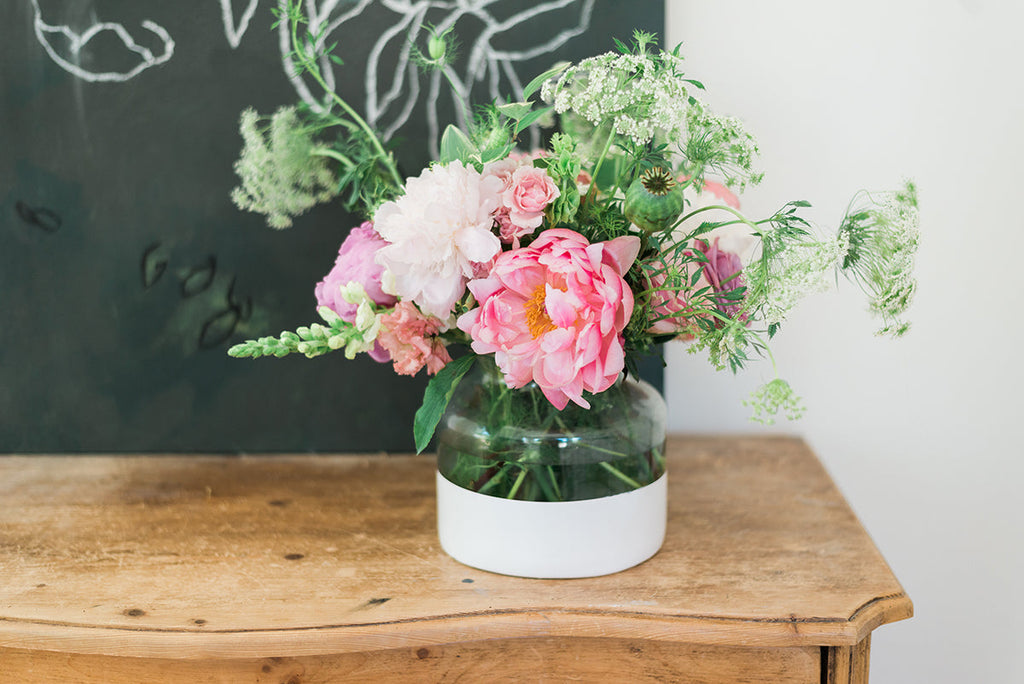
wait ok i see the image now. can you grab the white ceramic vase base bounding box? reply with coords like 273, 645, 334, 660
436, 471, 667, 579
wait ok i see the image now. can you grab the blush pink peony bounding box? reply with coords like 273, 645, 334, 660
373, 160, 504, 320
315, 222, 395, 362
457, 228, 640, 410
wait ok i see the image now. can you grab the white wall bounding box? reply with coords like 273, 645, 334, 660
664, 1, 1023, 682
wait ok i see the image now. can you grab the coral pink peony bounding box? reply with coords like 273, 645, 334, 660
457, 228, 640, 410
377, 302, 452, 376
315, 222, 395, 362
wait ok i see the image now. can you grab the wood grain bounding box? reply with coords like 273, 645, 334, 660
0, 639, 822, 683
0, 436, 911, 671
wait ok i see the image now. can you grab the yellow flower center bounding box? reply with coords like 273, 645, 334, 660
525, 285, 557, 339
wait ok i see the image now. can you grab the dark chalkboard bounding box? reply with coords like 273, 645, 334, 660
1, 0, 664, 453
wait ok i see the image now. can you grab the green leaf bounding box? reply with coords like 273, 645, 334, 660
513, 106, 553, 135
522, 62, 570, 99
438, 125, 477, 164
413, 355, 477, 454
480, 142, 514, 164
496, 101, 533, 121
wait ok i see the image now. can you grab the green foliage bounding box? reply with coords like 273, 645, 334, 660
413, 354, 477, 454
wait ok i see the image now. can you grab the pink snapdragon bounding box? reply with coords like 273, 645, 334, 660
315, 222, 395, 362
377, 302, 452, 376
457, 228, 640, 410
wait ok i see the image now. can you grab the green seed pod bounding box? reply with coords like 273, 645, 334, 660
427, 32, 448, 62
623, 167, 685, 234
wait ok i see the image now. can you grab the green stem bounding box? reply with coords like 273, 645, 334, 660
439, 66, 473, 132
674, 204, 762, 234
507, 467, 528, 499
310, 147, 355, 168
546, 465, 562, 500
290, 10, 403, 189
586, 126, 617, 202
599, 461, 643, 489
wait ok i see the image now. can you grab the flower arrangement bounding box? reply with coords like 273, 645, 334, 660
228, 5, 919, 463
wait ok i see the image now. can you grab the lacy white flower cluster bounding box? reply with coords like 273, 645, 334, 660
839, 182, 920, 337
542, 51, 690, 146
759, 235, 850, 328
231, 107, 338, 229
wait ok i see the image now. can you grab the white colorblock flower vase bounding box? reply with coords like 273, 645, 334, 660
434, 358, 668, 578
437, 471, 667, 578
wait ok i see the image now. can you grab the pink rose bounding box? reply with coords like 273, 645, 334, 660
377, 302, 452, 376
315, 222, 396, 362
457, 228, 640, 410
500, 166, 560, 243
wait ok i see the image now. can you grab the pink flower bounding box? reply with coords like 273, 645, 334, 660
499, 166, 560, 245
457, 228, 640, 410
646, 263, 693, 336
700, 180, 741, 209
315, 222, 395, 362
374, 160, 504, 320
693, 237, 747, 319
377, 302, 452, 376
646, 237, 747, 336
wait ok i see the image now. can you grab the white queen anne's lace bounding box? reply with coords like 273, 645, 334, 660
542, 51, 690, 145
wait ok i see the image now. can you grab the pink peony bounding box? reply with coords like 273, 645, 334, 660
693, 237, 747, 319
377, 302, 452, 376
315, 222, 395, 362
647, 236, 747, 336
457, 228, 640, 410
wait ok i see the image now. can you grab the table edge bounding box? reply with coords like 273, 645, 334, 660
0, 590, 913, 659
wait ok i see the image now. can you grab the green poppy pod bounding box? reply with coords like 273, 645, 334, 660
624, 167, 685, 234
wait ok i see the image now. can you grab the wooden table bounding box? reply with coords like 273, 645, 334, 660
0, 436, 911, 683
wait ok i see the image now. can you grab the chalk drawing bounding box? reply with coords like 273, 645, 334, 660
278, 0, 595, 155
220, 0, 261, 48
29, 0, 175, 82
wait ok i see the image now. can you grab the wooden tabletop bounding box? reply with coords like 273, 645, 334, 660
0, 436, 911, 661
